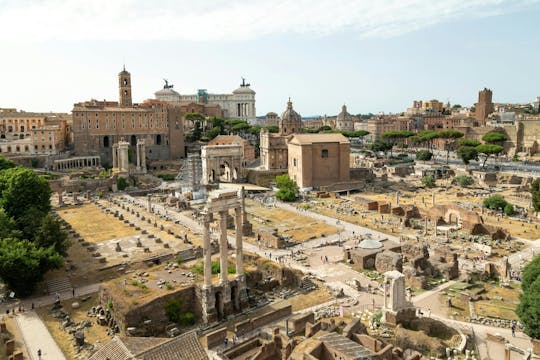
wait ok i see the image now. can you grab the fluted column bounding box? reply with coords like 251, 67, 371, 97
219, 211, 228, 285
235, 207, 243, 276
203, 214, 212, 288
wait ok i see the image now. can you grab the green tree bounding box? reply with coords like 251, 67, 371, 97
531, 179, 540, 213
191, 121, 203, 142
0, 209, 20, 239
264, 125, 279, 133
457, 146, 478, 165
381, 130, 415, 157
452, 104, 462, 109
415, 130, 440, 152
370, 140, 393, 157
16, 207, 47, 242
35, 215, 70, 256
416, 150, 433, 161
483, 194, 508, 211
459, 139, 481, 147
436, 130, 464, 164
0, 238, 63, 296
516, 255, 540, 338
482, 131, 508, 144
0, 167, 51, 220
0, 157, 16, 171
421, 175, 436, 188
164, 298, 183, 323
319, 125, 332, 132
504, 203, 515, 216
476, 144, 504, 167
275, 174, 299, 202
453, 175, 474, 187
231, 122, 250, 133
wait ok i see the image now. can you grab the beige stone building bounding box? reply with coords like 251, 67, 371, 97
0, 110, 70, 155
260, 99, 302, 170
288, 133, 350, 189
72, 67, 185, 166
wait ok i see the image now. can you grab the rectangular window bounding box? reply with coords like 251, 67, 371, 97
322, 149, 329, 158
113, 119, 116, 129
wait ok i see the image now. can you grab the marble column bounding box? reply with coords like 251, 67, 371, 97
383, 281, 388, 309
219, 210, 228, 285
58, 192, 63, 205
235, 207, 243, 276
432, 192, 435, 207
136, 142, 141, 171
203, 214, 212, 288
395, 191, 399, 206
112, 144, 118, 168
147, 195, 151, 212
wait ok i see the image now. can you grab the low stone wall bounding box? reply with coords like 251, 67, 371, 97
202, 326, 227, 349
100, 285, 201, 335
234, 305, 292, 335
289, 312, 315, 335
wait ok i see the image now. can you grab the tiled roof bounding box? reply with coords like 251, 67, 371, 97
89, 331, 207, 360
288, 133, 350, 145
89, 337, 134, 360
318, 332, 372, 359
138, 331, 208, 360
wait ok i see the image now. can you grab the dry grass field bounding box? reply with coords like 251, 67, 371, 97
57, 204, 138, 243
245, 199, 338, 242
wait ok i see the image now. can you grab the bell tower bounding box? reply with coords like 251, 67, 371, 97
118, 66, 132, 107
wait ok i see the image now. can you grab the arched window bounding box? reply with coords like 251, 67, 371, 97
156, 134, 162, 145
103, 136, 109, 148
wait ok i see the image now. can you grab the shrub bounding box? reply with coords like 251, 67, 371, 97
275, 174, 299, 202
117, 177, 128, 191
416, 150, 433, 161
454, 175, 474, 187
483, 194, 508, 211
421, 175, 436, 188
504, 203, 515, 216
179, 312, 196, 326
164, 298, 182, 323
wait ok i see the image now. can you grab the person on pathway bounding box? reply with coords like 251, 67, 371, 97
511, 320, 517, 337
37, 349, 42, 359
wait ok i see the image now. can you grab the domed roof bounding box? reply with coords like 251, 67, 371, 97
337, 104, 352, 121
233, 86, 256, 95
358, 239, 383, 249
281, 98, 301, 123
155, 87, 180, 97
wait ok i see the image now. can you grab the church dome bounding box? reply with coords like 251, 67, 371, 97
336, 104, 352, 122
281, 99, 301, 123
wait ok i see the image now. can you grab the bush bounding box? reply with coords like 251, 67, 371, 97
416, 150, 433, 161
504, 203, 515, 216
421, 175, 436, 188
117, 177, 128, 191
454, 175, 474, 187
275, 174, 299, 202
164, 298, 182, 323
179, 312, 196, 326
483, 194, 508, 211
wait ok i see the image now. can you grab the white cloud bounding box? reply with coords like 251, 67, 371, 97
0, 0, 537, 42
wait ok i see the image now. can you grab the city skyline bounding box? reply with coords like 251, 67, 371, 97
0, 0, 539, 115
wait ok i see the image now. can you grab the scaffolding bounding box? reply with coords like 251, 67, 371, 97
176, 152, 202, 193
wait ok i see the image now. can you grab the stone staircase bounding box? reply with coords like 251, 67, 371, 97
47, 277, 73, 294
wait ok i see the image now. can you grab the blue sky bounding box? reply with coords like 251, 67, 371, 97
0, 0, 539, 116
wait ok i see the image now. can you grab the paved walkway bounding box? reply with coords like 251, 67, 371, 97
15, 311, 66, 360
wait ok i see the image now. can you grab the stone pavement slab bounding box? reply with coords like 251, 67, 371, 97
15, 311, 66, 360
